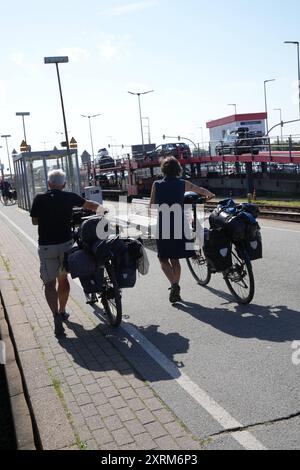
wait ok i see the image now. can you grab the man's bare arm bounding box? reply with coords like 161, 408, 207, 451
83, 200, 106, 214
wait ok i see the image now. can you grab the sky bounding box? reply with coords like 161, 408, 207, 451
1, 0, 300, 169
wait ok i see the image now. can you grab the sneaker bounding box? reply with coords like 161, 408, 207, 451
60, 311, 70, 322
169, 284, 182, 304
54, 314, 65, 337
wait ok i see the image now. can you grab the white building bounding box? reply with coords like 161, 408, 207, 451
206, 112, 267, 155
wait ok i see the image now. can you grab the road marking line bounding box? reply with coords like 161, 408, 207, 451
0, 207, 267, 450
123, 323, 266, 450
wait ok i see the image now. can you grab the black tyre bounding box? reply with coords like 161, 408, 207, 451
187, 250, 211, 286
101, 262, 122, 327
224, 246, 255, 305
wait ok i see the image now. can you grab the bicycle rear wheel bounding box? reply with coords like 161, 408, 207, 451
186, 249, 211, 286
101, 262, 122, 327
224, 245, 254, 305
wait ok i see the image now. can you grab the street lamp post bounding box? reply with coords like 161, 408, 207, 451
1, 135, 12, 178
274, 108, 283, 143
16, 112, 30, 144
128, 90, 154, 156
81, 114, 101, 186
81, 114, 101, 164
142, 117, 151, 144
284, 41, 300, 123
0, 146, 4, 178
44, 56, 75, 190
264, 79, 276, 134
228, 103, 237, 115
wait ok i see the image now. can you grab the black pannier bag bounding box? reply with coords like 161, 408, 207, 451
203, 229, 232, 272
116, 239, 143, 289
64, 247, 96, 279
80, 216, 109, 246
209, 210, 232, 230
79, 268, 104, 294
245, 229, 263, 261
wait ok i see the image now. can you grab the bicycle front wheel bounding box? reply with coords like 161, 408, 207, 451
186, 250, 211, 286
101, 263, 122, 327
224, 245, 254, 305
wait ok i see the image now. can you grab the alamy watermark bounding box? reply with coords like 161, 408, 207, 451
96, 196, 206, 250
0, 340, 6, 365
291, 341, 300, 366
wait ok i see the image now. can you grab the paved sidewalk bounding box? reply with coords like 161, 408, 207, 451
0, 216, 205, 450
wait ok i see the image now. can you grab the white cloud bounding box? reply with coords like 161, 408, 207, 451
58, 48, 90, 63
10, 52, 26, 67
98, 34, 132, 62
101, 1, 157, 16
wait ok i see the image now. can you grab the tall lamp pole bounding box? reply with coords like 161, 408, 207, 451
81, 114, 101, 186
284, 41, 300, 125
128, 90, 154, 156
0, 145, 4, 178
1, 135, 12, 178
274, 108, 283, 142
44, 56, 75, 191
228, 103, 237, 115
81, 114, 101, 164
264, 79, 276, 134
16, 112, 30, 144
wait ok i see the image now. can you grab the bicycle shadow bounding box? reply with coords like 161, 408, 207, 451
58, 310, 190, 382
173, 296, 300, 343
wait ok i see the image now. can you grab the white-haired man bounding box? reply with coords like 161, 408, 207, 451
30, 170, 104, 337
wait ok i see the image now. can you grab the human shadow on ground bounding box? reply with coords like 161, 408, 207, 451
58, 308, 190, 382
173, 290, 300, 343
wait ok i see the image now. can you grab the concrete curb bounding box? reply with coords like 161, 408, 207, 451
0, 300, 35, 449
0, 277, 76, 450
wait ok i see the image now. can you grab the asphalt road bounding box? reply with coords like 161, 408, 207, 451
1, 202, 300, 450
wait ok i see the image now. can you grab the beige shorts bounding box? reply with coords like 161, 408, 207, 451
38, 240, 73, 284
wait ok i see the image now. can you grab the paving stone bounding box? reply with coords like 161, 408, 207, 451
97, 377, 113, 388
103, 415, 123, 432
92, 428, 114, 446
80, 403, 98, 418
103, 386, 120, 399
116, 407, 136, 422
109, 396, 127, 410
71, 384, 86, 395
136, 386, 155, 400
164, 421, 186, 438
153, 409, 175, 425
145, 421, 168, 439
85, 415, 104, 432
119, 387, 138, 400
134, 432, 157, 450
76, 393, 92, 406
154, 436, 180, 450
127, 397, 145, 412
91, 394, 108, 407
97, 403, 115, 418
85, 383, 101, 395
175, 436, 202, 450
144, 397, 163, 412
136, 409, 156, 425
124, 419, 146, 436
77, 425, 92, 442
111, 428, 135, 446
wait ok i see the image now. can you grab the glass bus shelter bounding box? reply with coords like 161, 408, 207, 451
13, 149, 82, 211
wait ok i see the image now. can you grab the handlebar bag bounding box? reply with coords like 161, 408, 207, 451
80, 216, 109, 245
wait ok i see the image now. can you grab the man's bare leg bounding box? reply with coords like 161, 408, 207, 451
58, 274, 70, 314
45, 280, 58, 314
